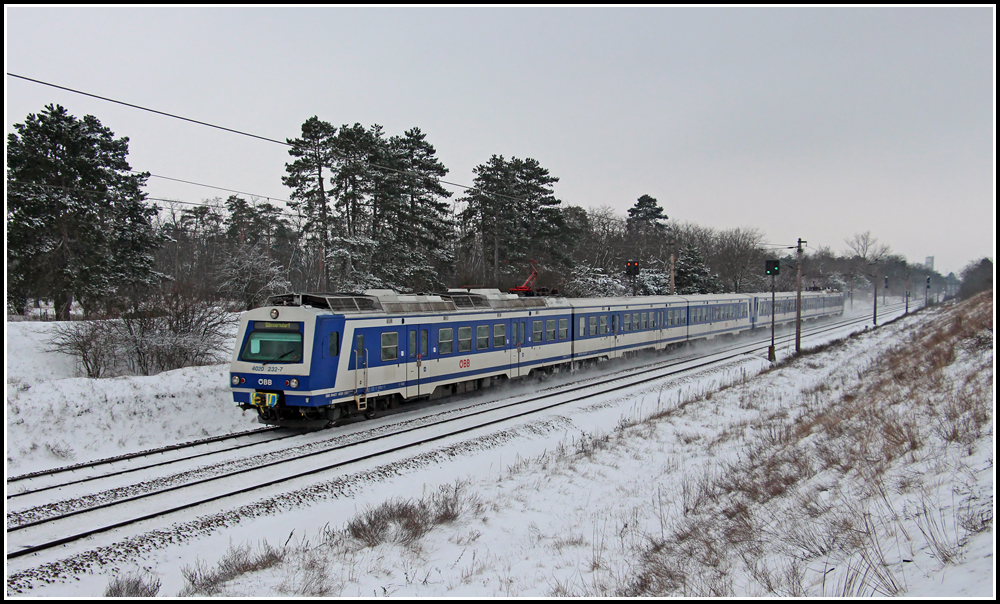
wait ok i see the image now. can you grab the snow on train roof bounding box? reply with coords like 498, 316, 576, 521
265, 289, 840, 315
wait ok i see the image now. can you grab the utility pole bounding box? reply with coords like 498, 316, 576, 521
795, 238, 805, 354
668, 232, 676, 295
905, 272, 911, 314
872, 262, 879, 327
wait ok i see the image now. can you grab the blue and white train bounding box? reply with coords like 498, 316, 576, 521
230, 289, 844, 429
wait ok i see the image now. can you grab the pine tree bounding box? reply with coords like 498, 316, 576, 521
458, 155, 566, 289
626, 194, 668, 234
7, 104, 161, 318
392, 128, 455, 291
282, 116, 337, 291
625, 194, 669, 268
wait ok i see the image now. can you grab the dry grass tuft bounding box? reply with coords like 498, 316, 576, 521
346, 480, 477, 547
104, 571, 161, 597
179, 541, 285, 596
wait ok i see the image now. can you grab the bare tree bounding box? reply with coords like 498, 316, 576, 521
580, 205, 628, 272
845, 231, 891, 263
712, 227, 767, 293
217, 244, 292, 310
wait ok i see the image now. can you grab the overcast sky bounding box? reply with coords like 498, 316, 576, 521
5, 7, 994, 276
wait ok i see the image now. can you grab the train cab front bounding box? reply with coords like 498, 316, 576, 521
230, 309, 327, 430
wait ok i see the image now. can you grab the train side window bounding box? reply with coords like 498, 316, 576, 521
558, 318, 568, 339
458, 326, 472, 352
532, 320, 543, 343
633, 313, 639, 329
589, 316, 597, 336
599, 315, 607, 334
329, 332, 340, 356
477, 325, 489, 349
546, 319, 556, 341
624, 313, 631, 331
355, 334, 365, 365
421, 329, 428, 357
381, 332, 398, 361
409, 331, 416, 358
439, 328, 453, 354
580, 317, 585, 337
494, 323, 505, 348
520, 322, 526, 345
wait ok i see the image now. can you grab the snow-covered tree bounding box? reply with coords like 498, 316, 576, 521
7, 104, 161, 319
563, 262, 630, 297
674, 243, 721, 294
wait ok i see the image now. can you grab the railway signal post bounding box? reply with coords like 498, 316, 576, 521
626, 260, 640, 296
795, 239, 805, 354
765, 259, 780, 362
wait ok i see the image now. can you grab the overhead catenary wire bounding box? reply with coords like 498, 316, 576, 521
6, 180, 306, 220
8, 72, 532, 206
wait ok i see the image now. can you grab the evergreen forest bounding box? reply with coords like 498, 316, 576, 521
8, 106, 968, 320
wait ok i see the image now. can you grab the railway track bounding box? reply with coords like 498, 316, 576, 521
6, 303, 911, 564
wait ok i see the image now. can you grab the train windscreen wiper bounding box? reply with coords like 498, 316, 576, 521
262, 349, 300, 366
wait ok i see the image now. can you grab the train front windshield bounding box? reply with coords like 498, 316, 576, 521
240, 329, 303, 363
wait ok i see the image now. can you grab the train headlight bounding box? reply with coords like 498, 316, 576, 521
289, 378, 299, 388
270, 308, 279, 319
231, 375, 240, 386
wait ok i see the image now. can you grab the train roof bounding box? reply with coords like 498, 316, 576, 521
265, 289, 548, 315
264, 289, 840, 316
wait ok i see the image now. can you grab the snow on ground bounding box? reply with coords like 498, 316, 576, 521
5, 296, 994, 597
6, 320, 247, 475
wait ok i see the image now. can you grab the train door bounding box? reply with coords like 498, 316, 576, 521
353, 331, 368, 402
612, 313, 620, 358
406, 327, 418, 398
406, 325, 431, 398
513, 319, 527, 377
496, 319, 513, 378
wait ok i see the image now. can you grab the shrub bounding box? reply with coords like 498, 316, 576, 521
47, 293, 236, 377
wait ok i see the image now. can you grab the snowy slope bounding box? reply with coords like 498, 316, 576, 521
4, 297, 994, 597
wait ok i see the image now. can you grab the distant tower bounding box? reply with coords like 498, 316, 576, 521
925, 256, 934, 271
